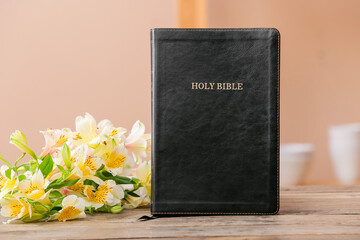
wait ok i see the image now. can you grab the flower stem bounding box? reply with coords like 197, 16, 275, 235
0, 154, 11, 167
14, 153, 26, 174
15, 153, 26, 167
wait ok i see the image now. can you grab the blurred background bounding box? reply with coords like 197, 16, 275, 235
1, 0, 360, 185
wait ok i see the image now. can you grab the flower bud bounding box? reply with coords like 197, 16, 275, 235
21, 213, 44, 223
33, 204, 50, 214
10, 130, 37, 159
110, 205, 123, 214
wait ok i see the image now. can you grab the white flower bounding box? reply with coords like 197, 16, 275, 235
0, 166, 19, 199
18, 169, 50, 204
0, 195, 33, 223
97, 119, 127, 145
125, 121, 150, 163
136, 161, 151, 198
63, 144, 104, 185
123, 187, 150, 209
0, 113, 152, 223
55, 195, 86, 221
73, 113, 126, 148
75, 113, 98, 144
102, 144, 134, 176
84, 180, 124, 209
40, 128, 72, 157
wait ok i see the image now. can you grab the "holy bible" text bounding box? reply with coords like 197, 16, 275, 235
191, 82, 244, 91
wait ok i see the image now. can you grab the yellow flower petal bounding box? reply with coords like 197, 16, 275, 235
57, 206, 82, 221
67, 182, 85, 194
105, 152, 126, 169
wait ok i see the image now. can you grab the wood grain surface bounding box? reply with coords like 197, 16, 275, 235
0, 185, 359, 240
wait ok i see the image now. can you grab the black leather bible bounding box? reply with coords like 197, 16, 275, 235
151, 28, 280, 215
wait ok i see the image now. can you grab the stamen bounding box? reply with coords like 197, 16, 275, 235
54, 135, 68, 147
106, 153, 126, 169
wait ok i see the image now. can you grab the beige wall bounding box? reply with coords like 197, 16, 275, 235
0, 0, 176, 162
208, 0, 360, 184
1, 0, 360, 184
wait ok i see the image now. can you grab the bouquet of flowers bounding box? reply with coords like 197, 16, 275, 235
0, 113, 151, 223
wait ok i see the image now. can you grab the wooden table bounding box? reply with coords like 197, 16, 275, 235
1, 185, 360, 240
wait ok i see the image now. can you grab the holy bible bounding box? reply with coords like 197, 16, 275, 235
151, 28, 280, 215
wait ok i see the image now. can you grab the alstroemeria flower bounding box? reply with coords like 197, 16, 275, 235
135, 161, 151, 198
49, 144, 104, 189
97, 119, 127, 146
55, 195, 86, 221
0, 113, 152, 223
0, 166, 19, 199
18, 169, 51, 204
0, 195, 33, 223
68, 144, 104, 184
40, 128, 72, 157
9, 130, 37, 160
125, 121, 150, 163
73, 113, 126, 149
123, 186, 150, 209
75, 113, 97, 144
84, 180, 124, 209
64, 182, 86, 197
100, 144, 134, 176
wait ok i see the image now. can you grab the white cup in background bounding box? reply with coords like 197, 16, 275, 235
280, 143, 314, 187
329, 123, 360, 184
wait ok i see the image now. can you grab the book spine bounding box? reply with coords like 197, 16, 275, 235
150, 29, 156, 213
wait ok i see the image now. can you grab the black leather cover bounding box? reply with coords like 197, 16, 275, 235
151, 28, 280, 215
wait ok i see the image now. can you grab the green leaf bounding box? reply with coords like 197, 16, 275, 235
45, 209, 59, 218
39, 154, 53, 178
49, 190, 63, 199
61, 143, 71, 170
18, 174, 26, 181
52, 206, 62, 211
95, 170, 136, 185
101, 171, 113, 178
113, 175, 136, 185
47, 178, 80, 190
132, 182, 141, 192
127, 191, 140, 198
23, 164, 30, 171
47, 179, 58, 189
57, 165, 67, 175
52, 195, 66, 207
97, 164, 105, 172
132, 178, 140, 185
48, 210, 59, 215
83, 179, 99, 189
5, 168, 12, 178
63, 178, 80, 187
